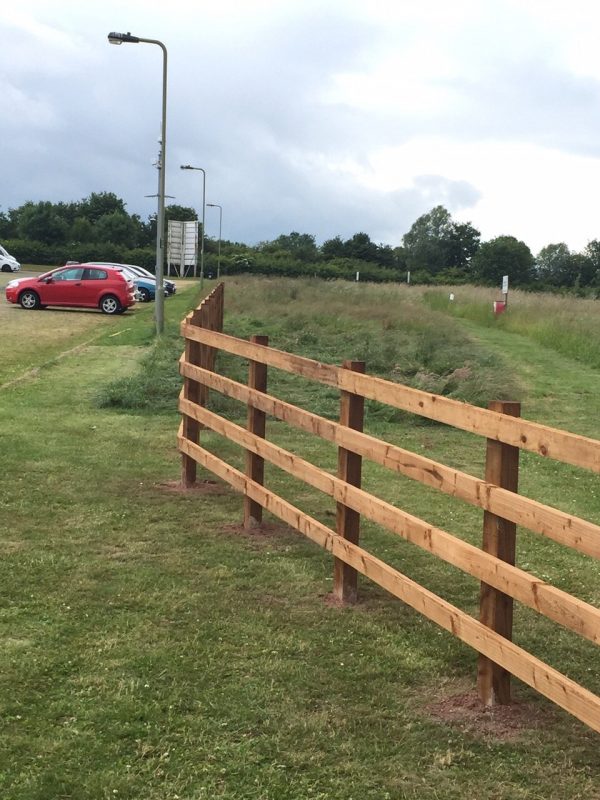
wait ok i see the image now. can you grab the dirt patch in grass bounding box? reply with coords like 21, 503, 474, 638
322, 592, 347, 609
0, 540, 29, 554
425, 686, 556, 741
220, 521, 297, 541
156, 479, 232, 496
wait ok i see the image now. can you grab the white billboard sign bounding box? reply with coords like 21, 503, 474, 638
167, 220, 198, 277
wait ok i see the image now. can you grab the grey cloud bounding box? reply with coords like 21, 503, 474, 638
440, 61, 600, 158
2, 2, 598, 250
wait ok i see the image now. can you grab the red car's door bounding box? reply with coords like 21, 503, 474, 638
81, 267, 111, 305
40, 267, 87, 306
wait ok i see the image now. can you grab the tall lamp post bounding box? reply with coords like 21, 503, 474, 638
108, 31, 167, 335
207, 203, 222, 279
180, 165, 206, 288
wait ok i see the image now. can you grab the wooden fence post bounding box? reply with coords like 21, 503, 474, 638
202, 286, 223, 405
216, 282, 225, 334
244, 335, 269, 528
477, 400, 521, 705
181, 308, 204, 487
333, 360, 366, 604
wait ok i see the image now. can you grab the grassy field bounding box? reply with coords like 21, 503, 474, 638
1, 276, 600, 799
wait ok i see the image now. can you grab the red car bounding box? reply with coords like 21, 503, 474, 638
5, 265, 136, 315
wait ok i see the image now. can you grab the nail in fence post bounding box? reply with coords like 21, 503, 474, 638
333, 360, 366, 604
243, 335, 269, 529
181, 307, 204, 487
477, 400, 521, 705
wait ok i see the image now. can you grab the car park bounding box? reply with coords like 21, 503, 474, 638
0, 245, 20, 273
5, 264, 136, 314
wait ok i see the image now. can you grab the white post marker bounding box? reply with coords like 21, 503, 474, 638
502, 274, 509, 307
356, 271, 360, 282
407, 271, 411, 285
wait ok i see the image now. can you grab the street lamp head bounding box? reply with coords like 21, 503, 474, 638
107, 31, 140, 45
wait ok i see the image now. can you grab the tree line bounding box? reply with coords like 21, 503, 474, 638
2, 193, 599, 291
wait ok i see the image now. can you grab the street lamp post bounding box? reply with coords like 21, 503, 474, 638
108, 31, 167, 335
207, 203, 222, 279
180, 165, 206, 288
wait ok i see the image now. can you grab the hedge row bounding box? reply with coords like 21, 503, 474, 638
4, 239, 156, 270
6, 238, 473, 285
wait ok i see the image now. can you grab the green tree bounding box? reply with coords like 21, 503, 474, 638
344, 232, 380, 263
471, 236, 535, 286
536, 243, 595, 288
17, 201, 69, 244
54, 200, 81, 228
79, 192, 127, 223
393, 246, 408, 271
164, 204, 197, 223
536, 243, 571, 286
70, 216, 95, 243
582, 240, 600, 287
375, 243, 396, 268
321, 236, 345, 260
321, 234, 397, 268
269, 232, 318, 262
0, 211, 16, 238
569, 253, 596, 288
95, 211, 139, 246
403, 205, 480, 274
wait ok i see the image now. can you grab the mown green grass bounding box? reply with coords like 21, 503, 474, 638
1, 276, 600, 799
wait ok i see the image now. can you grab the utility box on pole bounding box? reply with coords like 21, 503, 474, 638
167, 220, 198, 277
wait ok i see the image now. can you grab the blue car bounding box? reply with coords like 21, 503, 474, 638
117, 267, 163, 302
121, 264, 176, 296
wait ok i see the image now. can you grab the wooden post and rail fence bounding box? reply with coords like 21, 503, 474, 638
178, 284, 600, 734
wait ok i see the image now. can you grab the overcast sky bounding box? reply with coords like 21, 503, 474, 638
4, 0, 600, 252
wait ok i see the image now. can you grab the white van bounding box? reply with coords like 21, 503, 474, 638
0, 245, 20, 273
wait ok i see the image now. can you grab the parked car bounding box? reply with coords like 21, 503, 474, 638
77, 262, 172, 302
5, 265, 136, 314
0, 244, 20, 273
117, 266, 163, 303
121, 264, 176, 296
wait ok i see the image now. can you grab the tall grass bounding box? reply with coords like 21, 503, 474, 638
99, 277, 523, 416
222, 276, 522, 403
423, 286, 600, 369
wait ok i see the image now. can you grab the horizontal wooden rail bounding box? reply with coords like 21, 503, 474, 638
179, 394, 600, 645
181, 324, 600, 474
179, 359, 600, 560
178, 432, 600, 734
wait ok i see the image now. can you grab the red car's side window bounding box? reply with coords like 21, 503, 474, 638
83, 269, 108, 280
53, 268, 84, 281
